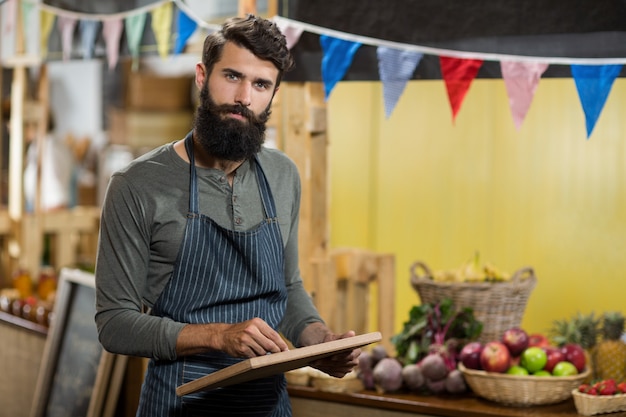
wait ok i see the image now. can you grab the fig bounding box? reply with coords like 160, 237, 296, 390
444, 369, 467, 393
402, 363, 425, 391
373, 357, 403, 393
420, 353, 448, 381
371, 345, 389, 362
426, 377, 447, 394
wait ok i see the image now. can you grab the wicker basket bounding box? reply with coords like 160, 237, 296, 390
572, 390, 626, 416
410, 261, 537, 343
459, 363, 590, 406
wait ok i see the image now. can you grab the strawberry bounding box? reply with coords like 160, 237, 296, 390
578, 383, 591, 393
587, 387, 598, 395
617, 382, 626, 394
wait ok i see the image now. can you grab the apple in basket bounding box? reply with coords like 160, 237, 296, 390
560, 343, 586, 372
459, 342, 483, 370
501, 327, 529, 357
480, 341, 511, 373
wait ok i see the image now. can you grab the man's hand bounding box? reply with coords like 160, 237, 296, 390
176, 318, 289, 358
300, 323, 361, 378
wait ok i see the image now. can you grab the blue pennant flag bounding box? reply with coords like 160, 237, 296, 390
571, 64, 623, 138
377, 47, 423, 118
320, 35, 361, 100
79, 20, 100, 59
174, 9, 197, 54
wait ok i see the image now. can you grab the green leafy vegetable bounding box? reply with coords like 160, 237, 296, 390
391, 298, 483, 366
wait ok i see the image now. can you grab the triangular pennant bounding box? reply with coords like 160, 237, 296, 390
151, 2, 173, 59
439, 56, 483, 122
174, 8, 197, 54
57, 16, 77, 61
21, 0, 36, 53
377, 47, 423, 118
320, 35, 361, 100
501, 61, 549, 130
102, 19, 123, 70
79, 20, 100, 59
4, 0, 16, 34
275, 19, 303, 50
39, 10, 56, 59
571, 64, 623, 138
125, 12, 147, 69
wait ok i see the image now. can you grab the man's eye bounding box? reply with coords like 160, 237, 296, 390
226, 73, 239, 80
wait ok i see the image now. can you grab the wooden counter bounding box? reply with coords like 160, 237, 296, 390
288, 385, 626, 417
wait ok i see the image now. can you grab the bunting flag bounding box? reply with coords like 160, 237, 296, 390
79, 20, 100, 60
439, 56, 483, 122
125, 12, 147, 69
275, 19, 303, 50
174, 8, 196, 54
571, 64, 623, 138
57, 16, 77, 61
320, 35, 362, 99
151, 2, 173, 59
501, 61, 549, 130
39, 9, 55, 58
377, 47, 423, 118
102, 19, 123, 70
4, 0, 16, 34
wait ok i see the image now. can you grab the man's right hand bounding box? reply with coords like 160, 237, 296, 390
176, 317, 289, 358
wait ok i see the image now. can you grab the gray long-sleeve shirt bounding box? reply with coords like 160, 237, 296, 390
95, 138, 322, 361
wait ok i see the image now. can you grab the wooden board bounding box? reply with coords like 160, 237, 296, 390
176, 331, 381, 396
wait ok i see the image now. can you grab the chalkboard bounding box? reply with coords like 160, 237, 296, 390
30, 268, 125, 417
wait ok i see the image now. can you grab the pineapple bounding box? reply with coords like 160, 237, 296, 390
550, 312, 599, 381
594, 311, 626, 382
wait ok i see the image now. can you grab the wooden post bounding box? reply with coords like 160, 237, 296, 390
280, 82, 328, 293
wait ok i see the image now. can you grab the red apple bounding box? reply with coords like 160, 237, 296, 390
501, 327, 530, 357
459, 342, 483, 370
542, 346, 566, 373
480, 341, 511, 373
561, 343, 586, 372
528, 333, 550, 348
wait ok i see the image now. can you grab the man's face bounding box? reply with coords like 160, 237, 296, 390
193, 42, 279, 161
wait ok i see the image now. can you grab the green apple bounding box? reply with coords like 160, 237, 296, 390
506, 365, 529, 376
552, 361, 578, 377
520, 347, 547, 373
533, 370, 551, 377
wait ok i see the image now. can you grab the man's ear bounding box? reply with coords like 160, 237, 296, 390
195, 62, 207, 90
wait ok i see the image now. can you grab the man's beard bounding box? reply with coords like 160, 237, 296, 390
193, 84, 270, 162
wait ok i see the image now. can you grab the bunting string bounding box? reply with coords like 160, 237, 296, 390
2, 0, 623, 137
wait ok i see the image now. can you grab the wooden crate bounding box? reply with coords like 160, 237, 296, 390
108, 107, 193, 149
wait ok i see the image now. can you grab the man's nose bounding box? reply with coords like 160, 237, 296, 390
235, 83, 252, 107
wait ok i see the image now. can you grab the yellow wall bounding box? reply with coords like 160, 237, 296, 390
326, 78, 626, 339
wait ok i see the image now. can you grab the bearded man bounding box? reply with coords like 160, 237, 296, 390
95, 14, 360, 417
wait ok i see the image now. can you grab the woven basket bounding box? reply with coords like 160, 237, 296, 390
572, 390, 626, 416
459, 363, 590, 406
410, 261, 537, 343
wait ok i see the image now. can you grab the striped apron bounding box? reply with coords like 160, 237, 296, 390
136, 134, 290, 417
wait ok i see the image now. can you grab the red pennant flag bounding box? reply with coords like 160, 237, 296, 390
439, 56, 483, 122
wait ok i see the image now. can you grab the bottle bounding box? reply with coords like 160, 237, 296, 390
12, 269, 33, 299
37, 266, 57, 301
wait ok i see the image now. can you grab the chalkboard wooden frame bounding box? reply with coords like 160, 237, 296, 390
30, 268, 125, 417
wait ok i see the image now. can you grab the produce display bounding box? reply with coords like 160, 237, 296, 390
550, 310, 626, 382
357, 298, 482, 394
460, 326, 587, 377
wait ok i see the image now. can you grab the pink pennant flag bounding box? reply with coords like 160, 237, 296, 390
57, 16, 77, 61
439, 56, 483, 123
501, 61, 548, 130
275, 20, 303, 50
103, 19, 123, 70
4, 0, 16, 34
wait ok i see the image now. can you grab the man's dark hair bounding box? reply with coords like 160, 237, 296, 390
202, 15, 295, 88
